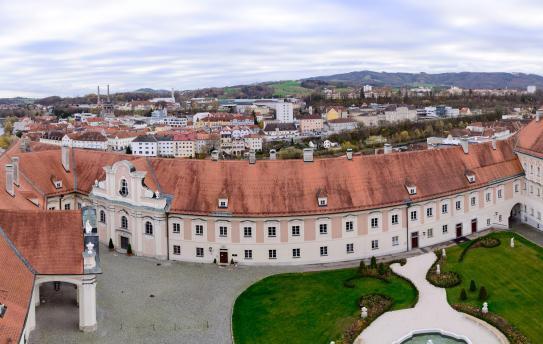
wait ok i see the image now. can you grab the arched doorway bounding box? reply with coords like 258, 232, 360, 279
509, 203, 522, 228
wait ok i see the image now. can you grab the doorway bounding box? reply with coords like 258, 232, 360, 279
120, 236, 129, 250
456, 223, 463, 238
411, 232, 419, 249
219, 250, 228, 264
471, 219, 477, 233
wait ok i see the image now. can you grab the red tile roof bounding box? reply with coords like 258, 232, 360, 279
515, 119, 543, 158
0, 229, 34, 344
0, 209, 83, 275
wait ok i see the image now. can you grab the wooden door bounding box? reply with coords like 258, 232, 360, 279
456, 224, 463, 238
411, 232, 419, 249
120, 236, 129, 250
471, 219, 477, 233
220, 251, 228, 264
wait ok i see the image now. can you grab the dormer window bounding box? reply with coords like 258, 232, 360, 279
405, 182, 416, 195
119, 179, 128, 197
0, 303, 6, 318
465, 170, 476, 183
317, 189, 328, 207
218, 197, 228, 208
54, 180, 62, 189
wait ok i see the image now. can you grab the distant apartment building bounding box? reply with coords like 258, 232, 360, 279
61, 132, 108, 150
131, 135, 158, 156
299, 115, 324, 133
275, 102, 294, 123
327, 118, 358, 132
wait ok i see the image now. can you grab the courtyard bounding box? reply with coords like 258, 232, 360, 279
29, 246, 298, 344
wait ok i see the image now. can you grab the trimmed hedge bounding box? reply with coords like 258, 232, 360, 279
342, 294, 393, 343
426, 250, 462, 288
453, 304, 529, 344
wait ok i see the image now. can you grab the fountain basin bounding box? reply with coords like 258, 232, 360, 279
395, 329, 470, 344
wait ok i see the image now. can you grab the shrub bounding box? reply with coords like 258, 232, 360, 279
108, 238, 114, 250
370, 256, 377, 269
469, 280, 477, 292
359, 260, 366, 274
127, 243, 133, 255
480, 237, 501, 248
377, 263, 386, 276
479, 286, 488, 301
342, 294, 393, 343
460, 288, 467, 301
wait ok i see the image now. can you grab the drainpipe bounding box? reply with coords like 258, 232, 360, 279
165, 213, 170, 261
404, 199, 412, 252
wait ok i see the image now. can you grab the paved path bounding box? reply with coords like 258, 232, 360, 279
512, 223, 543, 247
356, 253, 507, 344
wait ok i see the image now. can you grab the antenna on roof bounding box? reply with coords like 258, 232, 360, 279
107, 84, 110, 102
97, 86, 101, 105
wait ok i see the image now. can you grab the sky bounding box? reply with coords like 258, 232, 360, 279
1, 0, 543, 97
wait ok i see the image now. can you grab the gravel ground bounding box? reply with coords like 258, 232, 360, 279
29, 246, 298, 344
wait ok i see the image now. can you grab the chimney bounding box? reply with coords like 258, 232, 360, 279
346, 148, 353, 160
211, 150, 219, 161
61, 145, 70, 171
383, 144, 392, 154
459, 138, 469, 154
269, 149, 277, 160
5, 164, 14, 196
248, 150, 256, 164
491, 138, 497, 150
11, 157, 19, 186
303, 148, 314, 162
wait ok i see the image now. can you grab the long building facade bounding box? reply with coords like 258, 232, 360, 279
3, 119, 543, 265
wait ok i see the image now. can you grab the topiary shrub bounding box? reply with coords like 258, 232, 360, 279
108, 238, 114, 250
377, 263, 386, 276
469, 280, 477, 292
127, 243, 133, 256
460, 288, 467, 301
370, 256, 377, 269
359, 260, 366, 274
479, 286, 488, 301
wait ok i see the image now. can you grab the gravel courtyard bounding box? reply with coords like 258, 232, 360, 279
29, 246, 298, 344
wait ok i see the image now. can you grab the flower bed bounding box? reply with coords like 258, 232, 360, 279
342, 294, 393, 343
452, 304, 529, 344
426, 250, 462, 288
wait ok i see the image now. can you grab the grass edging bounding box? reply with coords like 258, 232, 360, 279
459, 236, 501, 262
426, 250, 462, 288
452, 304, 529, 344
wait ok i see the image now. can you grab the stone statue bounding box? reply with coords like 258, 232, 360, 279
361, 306, 368, 319
85, 220, 92, 234
482, 302, 488, 314
436, 264, 441, 275
86, 241, 94, 254
510, 237, 515, 248
442, 248, 446, 258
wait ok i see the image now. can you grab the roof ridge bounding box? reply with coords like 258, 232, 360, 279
145, 158, 162, 194
0, 225, 37, 274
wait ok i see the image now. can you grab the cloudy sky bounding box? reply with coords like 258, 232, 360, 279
1, 0, 543, 97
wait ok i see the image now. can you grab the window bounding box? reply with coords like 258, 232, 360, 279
531, 208, 534, 216
219, 226, 228, 237
391, 214, 399, 225
441, 204, 448, 214
195, 224, 204, 236
410, 210, 417, 221
486, 192, 491, 202
99, 210, 106, 223
487, 218, 491, 226
392, 236, 399, 246
346, 243, 354, 253
497, 189, 502, 198
426, 208, 433, 217
173, 223, 181, 234
77, 203, 82, 209
219, 200, 228, 208
268, 249, 277, 259
345, 221, 354, 232
318, 197, 327, 206
64, 203, 71, 210
145, 221, 153, 236
371, 240, 379, 250
498, 215, 503, 222
371, 218, 378, 228
442, 225, 448, 234
244, 250, 253, 260
320, 246, 328, 256
470, 197, 476, 206
515, 184, 519, 193
173, 245, 181, 255
268, 226, 277, 237
319, 223, 328, 234
292, 248, 300, 258
291, 225, 300, 236
119, 179, 128, 196
455, 200, 461, 210
530, 185, 534, 194
121, 216, 128, 229
538, 212, 542, 221
243, 227, 252, 238
427, 228, 433, 238
196, 247, 204, 257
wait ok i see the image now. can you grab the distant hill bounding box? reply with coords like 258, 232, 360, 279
305, 71, 543, 89
0, 97, 35, 105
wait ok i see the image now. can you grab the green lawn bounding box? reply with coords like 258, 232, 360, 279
232, 268, 417, 344
442, 231, 543, 342
268, 80, 313, 97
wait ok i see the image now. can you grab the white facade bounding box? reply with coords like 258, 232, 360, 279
275, 102, 294, 123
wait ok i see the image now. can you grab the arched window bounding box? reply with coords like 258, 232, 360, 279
145, 221, 153, 236
100, 210, 106, 223
119, 179, 129, 196
121, 216, 128, 229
